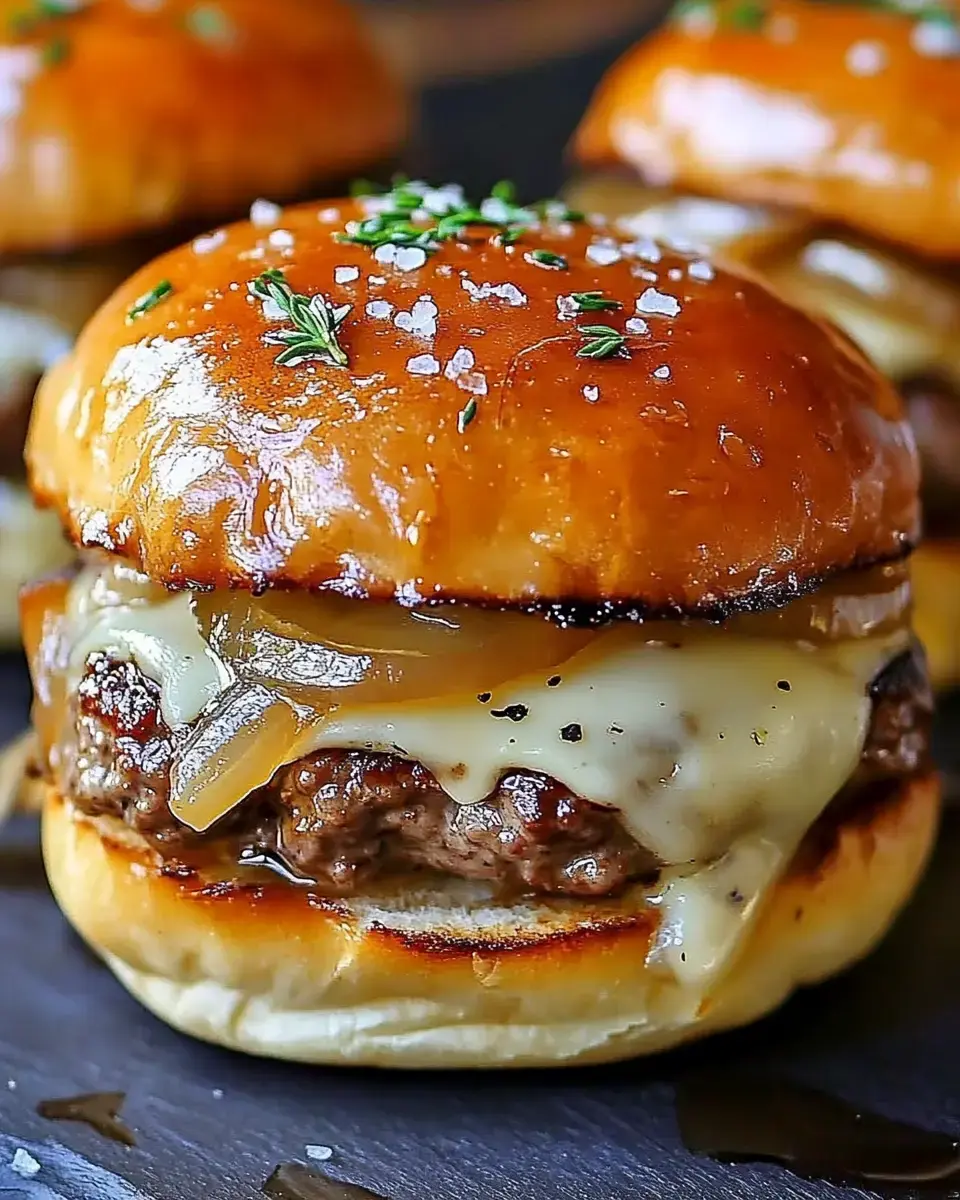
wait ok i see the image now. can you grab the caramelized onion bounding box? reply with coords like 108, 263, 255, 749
196, 590, 595, 704
727, 562, 911, 643
170, 681, 303, 831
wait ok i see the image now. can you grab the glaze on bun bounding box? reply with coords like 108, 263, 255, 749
24, 184, 937, 1066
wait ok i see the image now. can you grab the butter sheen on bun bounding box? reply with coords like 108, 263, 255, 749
24, 186, 937, 1067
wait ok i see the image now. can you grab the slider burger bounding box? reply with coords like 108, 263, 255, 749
571, 0, 960, 687
23, 182, 937, 1068
0, 0, 405, 641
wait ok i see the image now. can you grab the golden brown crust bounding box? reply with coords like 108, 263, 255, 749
42, 774, 940, 1067
0, 0, 405, 251
572, 0, 960, 258
27, 198, 919, 611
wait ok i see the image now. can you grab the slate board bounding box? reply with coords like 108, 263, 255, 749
4, 14, 960, 1198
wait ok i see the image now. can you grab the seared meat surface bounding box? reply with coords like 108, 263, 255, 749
61, 642, 932, 898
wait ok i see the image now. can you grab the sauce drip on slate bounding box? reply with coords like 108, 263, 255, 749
263, 1164, 389, 1200
37, 1092, 136, 1146
676, 1071, 960, 1195
0, 845, 47, 888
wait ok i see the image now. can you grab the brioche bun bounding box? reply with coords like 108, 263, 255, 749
41, 775, 939, 1068
0, 0, 405, 251
572, 0, 960, 258
27, 196, 918, 614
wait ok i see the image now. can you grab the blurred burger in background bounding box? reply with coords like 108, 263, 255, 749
0, 0, 405, 642
570, 0, 960, 687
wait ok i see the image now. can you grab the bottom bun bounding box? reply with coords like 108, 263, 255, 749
43, 776, 939, 1068
912, 540, 960, 691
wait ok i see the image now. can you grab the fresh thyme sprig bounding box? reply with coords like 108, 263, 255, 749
576, 324, 628, 360
571, 291, 623, 313
457, 397, 478, 435
250, 268, 350, 368
340, 178, 583, 260
10, 0, 83, 64
127, 280, 174, 323
528, 249, 568, 270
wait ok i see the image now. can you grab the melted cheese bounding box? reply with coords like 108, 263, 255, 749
56, 563, 907, 988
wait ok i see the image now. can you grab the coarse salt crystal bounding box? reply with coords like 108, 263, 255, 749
396, 246, 428, 272
625, 317, 649, 335
407, 354, 440, 376
556, 295, 579, 321
305, 1145, 334, 1161
268, 229, 294, 249
366, 299, 394, 319
6, 1080, 15, 1091
192, 229, 226, 255
688, 259, 715, 282
250, 198, 281, 227
374, 244, 398, 266
334, 266, 360, 285
461, 279, 527, 306
316, 207, 340, 223
212, 1089, 224, 1099
445, 346, 475, 379
11, 1149, 40, 1179
653, 365, 671, 380
368, 275, 387, 286
637, 287, 681, 317
586, 242, 622, 266
668, 267, 683, 281
582, 385, 600, 403
911, 17, 960, 57
631, 266, 659, 283
395, 297, 438, 339
846, 39, 887, 76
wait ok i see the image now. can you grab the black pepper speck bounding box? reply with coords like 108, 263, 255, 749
560, 723, 583, 743
477, 692, 492, 704
777, 680, 791, 691
547, 675, 562, 687
490, 704, 529, 722
609, 724, 624, 735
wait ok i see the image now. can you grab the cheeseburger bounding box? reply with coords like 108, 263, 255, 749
571, 0, 960, 686
0, 0, 405, 641
23, 183, 936, 1068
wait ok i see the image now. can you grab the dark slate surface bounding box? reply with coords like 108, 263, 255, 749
4, 14, 960, 1199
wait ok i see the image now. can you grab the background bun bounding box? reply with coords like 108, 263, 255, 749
0, 0, 405, 251
42, 777, 939, 1068
573, 0, 960, 258
28, 196, 919, 613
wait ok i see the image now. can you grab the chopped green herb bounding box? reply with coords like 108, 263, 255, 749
10, 0, 81, 36
249, 270, 350, 368
339, 179, 584, 261
571, 291, 623, 313
41, 33, 68, 64
491, 180, 517, 204
185, 3, 235, 43
728, 0, 765, 29
576, 324, 628, 360
127, 280, 174, 322
457, 397, 478, 434
349, 178, 386, 198
529, 249, 568, 269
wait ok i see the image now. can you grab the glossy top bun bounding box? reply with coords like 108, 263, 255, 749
28, 191, 919, 614
0, 0, 405, 251
573, 0, 960, 258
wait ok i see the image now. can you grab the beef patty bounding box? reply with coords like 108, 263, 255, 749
57, 643, 932, 899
